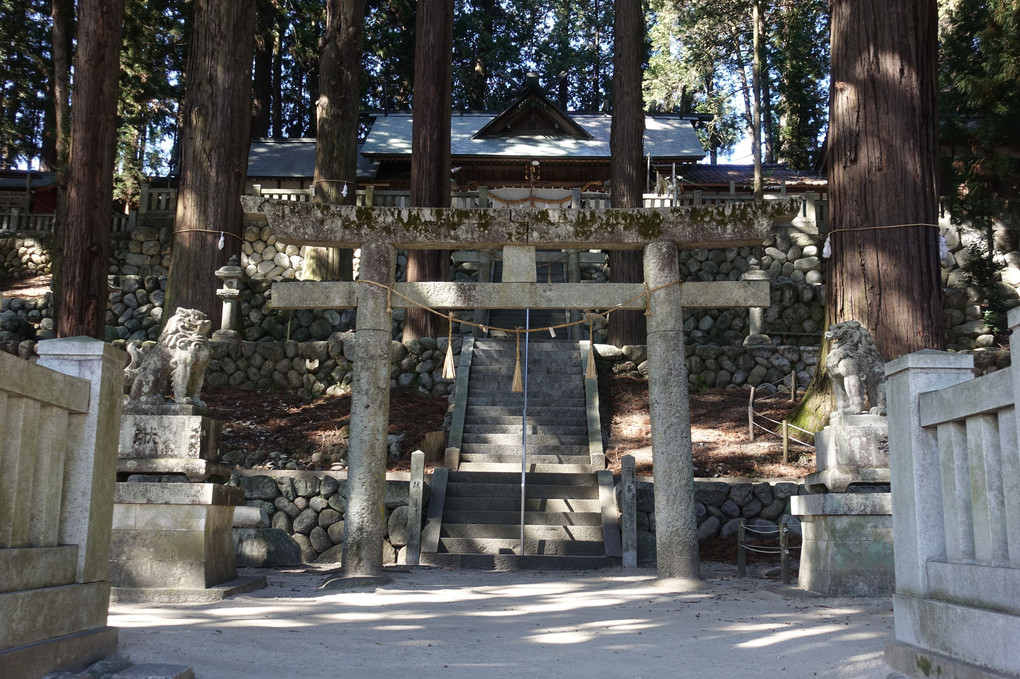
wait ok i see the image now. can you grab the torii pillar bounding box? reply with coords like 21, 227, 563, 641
644, 242, 699, 582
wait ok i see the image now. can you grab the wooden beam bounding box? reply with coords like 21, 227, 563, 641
271, 279, 769, 311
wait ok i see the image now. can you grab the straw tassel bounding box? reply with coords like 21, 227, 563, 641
511, 329, 524, 392
442, 318, 457, 380
585, 318, 598, 379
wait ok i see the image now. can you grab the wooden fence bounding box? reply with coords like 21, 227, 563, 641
884, 306, 1020, 677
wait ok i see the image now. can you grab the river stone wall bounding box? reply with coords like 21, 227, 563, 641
621, 478, 807, 563
230, 470, 424, 565
0, 234, 52, 278
230, 470, 806, 565
3, 217, 1020, 358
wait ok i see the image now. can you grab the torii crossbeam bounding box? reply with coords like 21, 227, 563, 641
242, 196, 799, 584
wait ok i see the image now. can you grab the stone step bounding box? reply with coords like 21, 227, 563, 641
445, 482, 599, 501
462, 423, 589, 436
448, 470, 598, 486
441, 522, 604, 540
465, 396, 586, 407
436, 536, 605, 557
474, 340, 572, 352
442, 509, 603, 528
458, 452, 591, 464
443, 496, 602, 513
419, 553, 619, 570
456, 462, 594, 474
459, 444, 590, 457
463, 412, 587, 425
461, 433, 589, 446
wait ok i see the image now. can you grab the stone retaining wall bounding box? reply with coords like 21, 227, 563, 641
194, 334, 460, 400
230, 471, 421, 565
0, 234, 51, 278
593, 342, 819, 392
230, 470, 806, 566
624, 478, 807, 563
3, 216, 1020, 362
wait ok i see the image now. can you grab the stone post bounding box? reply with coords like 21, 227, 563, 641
620, 454, 637, 568
341, 242, 394, 577
884, 349, 973, 598
406, 450, 425, 566
567, 250, 581, 339
474, 250, 492, 335
643, 241, 701, 582
36, 338, 124, 583
743, 268, 769, 338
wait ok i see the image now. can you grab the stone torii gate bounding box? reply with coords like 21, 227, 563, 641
242, 196, 797, 584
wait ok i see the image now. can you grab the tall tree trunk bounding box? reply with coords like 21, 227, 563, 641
250, 3, 274, 139
49, 0, 73, 324
307, 0, 365, 282
404, 0, 453, 342
788, 0, 942, 434
271, 26, 284, 136
607, 0, 645, 347
751, 0, 763, 199
164, 0, 256, 323
58, 0, 124, 339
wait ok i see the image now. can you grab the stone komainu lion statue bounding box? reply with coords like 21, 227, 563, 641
824, 320, 887, 417
124, 308, 212, 407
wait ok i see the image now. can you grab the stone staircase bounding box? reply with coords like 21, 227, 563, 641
421, 334, 621, 570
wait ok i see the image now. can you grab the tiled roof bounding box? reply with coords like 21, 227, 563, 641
674, 163, 826, 189
362, 113, 706, 161
247, 139, 379, 179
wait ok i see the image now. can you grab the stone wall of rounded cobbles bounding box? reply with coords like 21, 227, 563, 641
621, 478, 807, 563
5, 216, 1020, 368
114, 334, 462, 401
593, 342, 818, 392
0, 234, 52, 277
230, 470, 426, 564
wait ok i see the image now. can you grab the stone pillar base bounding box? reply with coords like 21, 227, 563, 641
790, 492, 894, 596
0, 626, 119, 679
110, 483, 264, 601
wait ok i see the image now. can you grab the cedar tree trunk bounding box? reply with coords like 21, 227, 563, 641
164, 0, 256, 323
306, 0, 364, 282
48, 0, 73, 323
58, 0, 124, 338
607, 0, 646, 347
404, 0, 453, 341
789, 0, 942, 434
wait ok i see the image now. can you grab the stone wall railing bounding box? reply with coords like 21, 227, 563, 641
0, 339, 122, 676
884, 308, 1020, 677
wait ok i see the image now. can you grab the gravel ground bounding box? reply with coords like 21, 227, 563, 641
110, 565, 896, 679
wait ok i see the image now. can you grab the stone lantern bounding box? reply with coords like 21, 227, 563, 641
212, 255, 244, 341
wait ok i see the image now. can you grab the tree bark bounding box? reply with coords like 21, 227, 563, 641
48, 0, 73, 324
57, 0, 123, 339
250, 0, 275, 139
789, 0, 942, 432
164, 0, 256, 323
607, 0, 646, 347
307, 0, 364, 282
404, 0, 454, 341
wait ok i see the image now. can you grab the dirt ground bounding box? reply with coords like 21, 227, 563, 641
200, 378, 811, 478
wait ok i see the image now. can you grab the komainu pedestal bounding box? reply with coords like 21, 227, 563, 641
793, 413, 894, 596
804, 414, 889, 493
